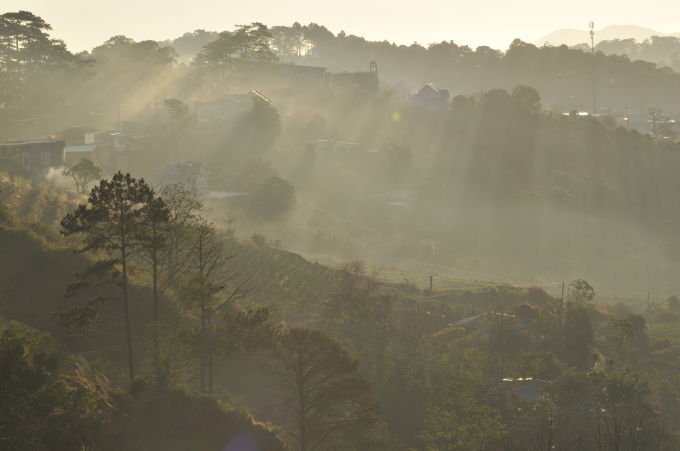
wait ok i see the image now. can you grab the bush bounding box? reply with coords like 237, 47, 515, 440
251, 233, 267, 247
511, 350, 567, 380
0, 321, 111, 451
245, 175, 296, 221
119, 385, 285, 451
668, 295, 680, 312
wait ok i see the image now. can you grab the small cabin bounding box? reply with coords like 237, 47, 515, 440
410, 84, 450, 110
1, 140, 66, 179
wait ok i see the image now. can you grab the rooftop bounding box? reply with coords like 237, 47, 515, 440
65, 145, 97, 153
61, 125, 99, 133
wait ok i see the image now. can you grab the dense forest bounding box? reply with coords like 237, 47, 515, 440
4, 9, 680, 451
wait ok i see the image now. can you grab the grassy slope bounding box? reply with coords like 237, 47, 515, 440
221, 238, 339, 322
0, 203, 142, 355
648, 322, 680, 344
0, 204, 89, 343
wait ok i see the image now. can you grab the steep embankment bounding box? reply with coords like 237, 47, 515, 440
0, 203, 89, 344
221, 238, 339, 322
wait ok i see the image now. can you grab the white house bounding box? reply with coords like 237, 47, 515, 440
194, 91, 271, 123
154, 160, 210, 192
410, 83, 450, 110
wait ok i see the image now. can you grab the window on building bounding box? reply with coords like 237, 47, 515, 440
41, 152, 51, 166
22, 153, 29, 169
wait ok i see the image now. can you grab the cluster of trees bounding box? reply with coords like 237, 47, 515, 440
0, 11, 92, 116
231, 22, 680, 107
7, 10, 680, 141
590, 35, 680, 70
4, 166, 680, 451
55, 172, 278, 391
190, 23, 285, 96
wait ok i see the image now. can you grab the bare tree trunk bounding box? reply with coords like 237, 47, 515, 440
121, 241, 135, 381
153, 250, 159, 356
200, 304, 206, 393
208, 347, 214, 394
299, 348, 307, 451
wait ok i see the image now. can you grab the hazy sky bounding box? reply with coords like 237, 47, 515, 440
6, 0, 680, 53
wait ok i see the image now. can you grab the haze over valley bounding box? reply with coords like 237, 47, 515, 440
3, 6, 680, 451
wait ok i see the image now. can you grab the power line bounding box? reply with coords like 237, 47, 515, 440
8, 113, 82, 122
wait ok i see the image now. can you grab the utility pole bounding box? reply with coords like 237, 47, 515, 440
561, 281, 565, 303
590, 21, 597, 116
117, 102, 120, 129
87, 108, 90, 127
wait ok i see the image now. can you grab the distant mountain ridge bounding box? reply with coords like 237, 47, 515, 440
536, 25, 680, 47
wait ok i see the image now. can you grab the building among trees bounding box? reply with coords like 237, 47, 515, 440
195, 91, 270, 123
1, 140, 66, 180
410, 83, 450, 110
155, 160, 210, 192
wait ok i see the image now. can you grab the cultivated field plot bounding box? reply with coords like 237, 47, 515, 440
648, 322, 680, 344
370, 266, 499, 292
298, 252, 649, 312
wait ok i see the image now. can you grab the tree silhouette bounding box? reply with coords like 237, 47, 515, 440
265, 328, 381, 451
61, 158, 103, 194
56, 172, 157, 381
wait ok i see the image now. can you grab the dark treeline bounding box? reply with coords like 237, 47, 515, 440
265, 23, 680, 107
590, 35, 680, 70
4, 14, 680, 142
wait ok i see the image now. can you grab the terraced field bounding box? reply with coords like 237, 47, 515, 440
222, 239, 338, 319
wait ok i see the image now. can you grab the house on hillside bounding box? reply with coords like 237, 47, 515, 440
194, 98, 248, 122
90, 130, 135, 171
410, 84, 450, 110
155, 160, 210, 192
1, 140, 65, 179
277, 62, 379, 93
260, 88, 295, 113
194, 91, 270, 123
95, 130, 132, 150
64, 144, 98, 164
54, 126, 98, 145
223, 90, 270, 107
329, 69, 379, 92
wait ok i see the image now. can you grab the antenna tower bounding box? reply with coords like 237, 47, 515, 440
590, 21, 597, 116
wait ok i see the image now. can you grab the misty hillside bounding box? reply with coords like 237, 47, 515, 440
6, 9, 680, 451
